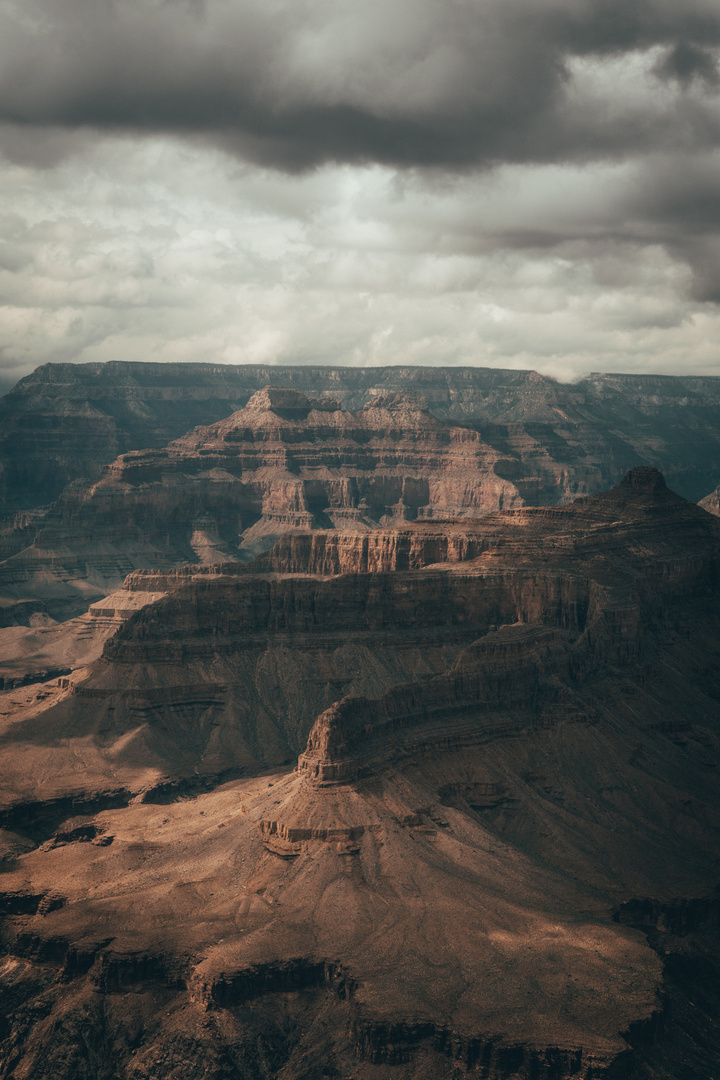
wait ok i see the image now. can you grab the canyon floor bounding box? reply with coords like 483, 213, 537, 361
0, 465, 718, 1079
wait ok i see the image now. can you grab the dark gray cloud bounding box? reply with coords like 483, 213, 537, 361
655, 41, 719, 86
551, 1, 720, 55
620, 156, 720, 300
0, 0, 719, 171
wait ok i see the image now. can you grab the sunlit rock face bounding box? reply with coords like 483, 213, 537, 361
0, 469, 718, 1078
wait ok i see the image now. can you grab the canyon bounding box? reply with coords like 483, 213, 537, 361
0, 456, 718, 1078
3, 363, 720, 519
3, 368, 720, 625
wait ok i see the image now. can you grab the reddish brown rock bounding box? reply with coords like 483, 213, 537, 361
5, 366, 720, 622
0, 469, 718, 1078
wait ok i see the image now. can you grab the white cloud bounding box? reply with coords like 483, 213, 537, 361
0, 135, 718, 384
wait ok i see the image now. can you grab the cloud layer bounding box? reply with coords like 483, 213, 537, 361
2, 0, 720, 169
0, 0, 719, 382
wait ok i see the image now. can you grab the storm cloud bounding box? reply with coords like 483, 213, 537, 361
0, 0, 719, 381
1, 0, 720, 169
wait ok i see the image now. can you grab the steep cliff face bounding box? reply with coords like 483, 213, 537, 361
1, 467, 712, 795
103, 385, 525, 530
0, 364, 559, 514
0, 470, 718, 1078
294, 473, 717, 786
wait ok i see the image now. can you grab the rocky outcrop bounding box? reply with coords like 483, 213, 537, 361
614, 892, 720, 938
0, 363, 548, 515
0, 587, 165, 692
99, 386, 524, 529
112, 465, 718, 596
4, 409, 713, 628
295, 475, 713, 785
0, 666, 71, 691
297, 626, 578, 784
699, 481, 720, 516
0, 467, 713, 802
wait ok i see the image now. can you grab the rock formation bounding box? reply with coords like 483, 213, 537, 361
4, 362, 720, 517
0, 469, 718, 1077
699, 481, 720, 516
0, 387, 566, 620
6, 372, 720, 624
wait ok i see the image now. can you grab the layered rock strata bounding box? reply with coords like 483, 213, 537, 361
0, 387, 531, 619
4, 361, 720, 517
0, 470, 718, 1077
0, 587, 164, 693
0, 465, 704, 797
5, 370, 720, 621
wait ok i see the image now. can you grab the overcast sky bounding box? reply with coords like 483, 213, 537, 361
1, 0, 719, 386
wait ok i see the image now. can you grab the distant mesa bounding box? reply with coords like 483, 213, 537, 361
2, 386, 550, 619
